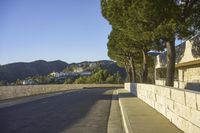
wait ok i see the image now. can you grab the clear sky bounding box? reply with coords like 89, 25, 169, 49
0, 0, 112, 65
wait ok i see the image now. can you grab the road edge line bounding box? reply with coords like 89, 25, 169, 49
117, 89, 133, 133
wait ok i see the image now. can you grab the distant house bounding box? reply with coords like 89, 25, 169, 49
23, 79, 34, 85
50, 72, 56, 77
89, 63, 97, 68
80, 71, 92, 76
50, 72, 59, 77
50, 71, 79, 78
50, 72, 66, 78
155, 34, 200, 91
73, 67, 84, 73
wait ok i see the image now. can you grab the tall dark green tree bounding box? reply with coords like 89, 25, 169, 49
102, 0, 200, 86
126, 0, 200, 86
101, 0, 162, 83
107, 29, 142, 82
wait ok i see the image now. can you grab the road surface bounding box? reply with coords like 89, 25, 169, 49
0, 88, 120, 133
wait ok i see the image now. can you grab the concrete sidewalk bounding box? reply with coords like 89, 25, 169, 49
107, 90, 124, 133
117, 89, 183, 133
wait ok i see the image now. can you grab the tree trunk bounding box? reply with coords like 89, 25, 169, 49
129, 67, 133, 82
132, 67, 136, 83
142, 50, 148, 83
124, 64, 131, 82
129, 57, 136, 82
165, 38, 175, 86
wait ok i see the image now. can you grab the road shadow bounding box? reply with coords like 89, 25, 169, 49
118, 92, 137, 98
184, 82, 200, 91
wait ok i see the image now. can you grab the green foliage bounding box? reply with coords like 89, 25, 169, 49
34, 76, 49, 84
101, 1, 162, 83
63, 66, 74, 72
75, 77, 88, 84
113, 72, 123, 84
64, 78, 74, 84
108, 29, 142, 62
102, 0, 200, 41
0, 81, 6, 86
74, 69, 123, 84
105, 75, 115, 83
15, 79, 22, 85
101, 0, 200, 85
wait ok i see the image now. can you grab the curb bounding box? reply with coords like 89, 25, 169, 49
117, 89, 133, 133
107, 90, 124, 133
107, 90, 117, 133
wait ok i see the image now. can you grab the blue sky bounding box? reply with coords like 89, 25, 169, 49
0, 0, 183, 65
0, 0, 111, 65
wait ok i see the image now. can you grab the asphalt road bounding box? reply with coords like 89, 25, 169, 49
0, 88, 115, 133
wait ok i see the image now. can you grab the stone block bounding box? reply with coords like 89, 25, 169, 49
149, 84, 156, 93
144, 98, 155, 108
156, 95, 166, 105
154, 102, 166, 115
197, 94, 200, 111
171, 89, 185, 105
186, 122, 200, 133
124, 83, 131, 91
160, 104, 166, 116
155, 102, 161, 112
155, 86, 163, 97
174, 102, 182, 116
155, 86, 171, 98
190, 109, 200, 127
137, 88, 144, 97
182, 108, 191, 121
171, 113, 179, 126
174, 102, 191, 120
171, 114, 189, 132
0, 84, 124, 100
175, 115, 188, 132
185, 91, 197, 109
162, 87, 171, 98
165, 98, 174, 111
147, 90, 156, 101
174, 81, 179, 88
166, 108, 173, 121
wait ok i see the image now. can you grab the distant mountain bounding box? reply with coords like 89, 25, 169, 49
0, 60, 126, 83
0, 60, 68, 82
69, 60, 114, 66
69, 60, 126, 76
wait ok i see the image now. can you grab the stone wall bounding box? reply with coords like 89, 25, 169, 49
125, 83, 200, 133
180, 66, 200, 83
155, 79, 186, 89
0, 84, 123, 100
155, 79, 200, 91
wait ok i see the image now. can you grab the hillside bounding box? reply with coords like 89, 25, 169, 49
0, 60, 68, 82
0, 60, 126, 83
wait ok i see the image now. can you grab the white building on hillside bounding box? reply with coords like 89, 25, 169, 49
73, 67, 84, 73
80, 71, 92, 76
23, 79, 34, 85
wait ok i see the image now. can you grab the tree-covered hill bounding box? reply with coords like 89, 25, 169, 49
0, 60, 68, 83
0, 60, 126, 84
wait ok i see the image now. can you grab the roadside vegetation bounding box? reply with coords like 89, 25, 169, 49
101, 0, 200, 86
74, 69, 123, 84
0, 68, 124, 86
